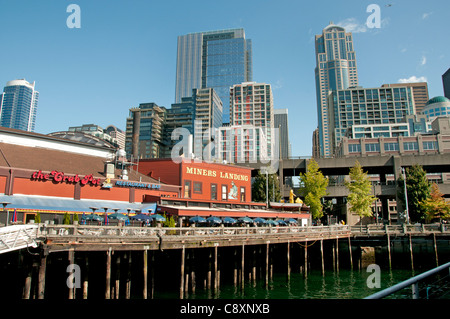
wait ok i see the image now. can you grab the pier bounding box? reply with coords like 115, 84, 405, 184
1, 223, 449, 299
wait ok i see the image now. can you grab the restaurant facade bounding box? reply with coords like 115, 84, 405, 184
0, 127, 310, 226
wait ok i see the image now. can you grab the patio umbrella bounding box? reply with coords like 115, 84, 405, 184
150, 214, 166, 222
222, 217, 237, 225
130, 213, 152, 221
104, 213, 109, 225
206, 216, 222, 225
275, 219, 288, 226
287, 218, 298, 224
238, 217, 253, 224
11, 208, 17, 223
253, 217, 267, 225
189, 216, 207, 224
266, 219, 278, 226
108, 212, 130, 221
82, 214, 104, 222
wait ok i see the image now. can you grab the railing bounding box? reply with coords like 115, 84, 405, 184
39, 224, 351, 240
0, 224, 39, 254
350, 223, 449, 236
365, 261, 450, 299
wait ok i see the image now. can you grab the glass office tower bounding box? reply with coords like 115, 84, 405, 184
175, 28, 252, 124
0, 79, 39, 132
314, 23, 358, 157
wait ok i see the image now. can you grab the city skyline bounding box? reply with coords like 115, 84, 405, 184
0, 0, 449, 156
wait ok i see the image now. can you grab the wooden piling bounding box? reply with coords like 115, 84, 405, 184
214, 245, 219, 292
336, 238, 339, 272
409, 234, 414, 271
386, 234, 392, 269
38, 252, 47, 299
115, 252, 121, 299
241, 244, 245, 290
68, 249, 75, 299
22, 253, 32, 299
105, 248, 112, 299
125, 252, 131, 299
233, 248, 238, 287
191, 249, 196, 294
265, 242, 269, 287
304, 241, 308, 276
287, 241, 291, 280
433, 233, 439, 267
348, 236, 353, 270
143, 249, 148, 299
151, 252, 155, 299
252, 246, 256, 286
180, 246, 185, 299
320, 239, 324, 275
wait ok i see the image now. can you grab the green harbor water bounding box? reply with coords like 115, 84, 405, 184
156, 268, 417, 299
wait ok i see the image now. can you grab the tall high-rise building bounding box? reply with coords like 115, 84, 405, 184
0, 79, 39, 132
230, 82, 275, 157
314, 23, 358, 157
382, 82, 429, 114
443, 68, 450, 99
175, 28, 252, 124
273, 109, 291, 159
328, 85, 416, 154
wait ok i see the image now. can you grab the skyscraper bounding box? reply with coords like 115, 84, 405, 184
0, 79, 39, 132
230, 82, 275, 157
175, 28, 252, 124
382, 82, 429, 114
273, 109, 291, 159
314, 23, 358, 157
443, 68, 450, 99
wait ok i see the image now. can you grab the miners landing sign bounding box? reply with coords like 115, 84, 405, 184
31, 170, 102, 186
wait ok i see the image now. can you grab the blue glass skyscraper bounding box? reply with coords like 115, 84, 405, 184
175, 28, 252, 124
0, 79, 39, 132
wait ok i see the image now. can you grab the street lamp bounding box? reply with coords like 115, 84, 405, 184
1, 202, 10, 227
401, 167, 410, 224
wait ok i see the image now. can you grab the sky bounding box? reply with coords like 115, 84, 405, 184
0, 0, 449, 157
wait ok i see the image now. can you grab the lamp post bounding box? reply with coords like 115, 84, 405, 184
1, 202, 10, 226
401, 167, 410, 224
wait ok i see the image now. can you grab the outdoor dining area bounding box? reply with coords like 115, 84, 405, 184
187, 215, 299, 227
79, 206, 167, 227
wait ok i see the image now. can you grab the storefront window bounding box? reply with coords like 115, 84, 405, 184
211, 184, 217, 200
222, 185, 228, 200
184, 180, 191, 198
194, 181, 202, 194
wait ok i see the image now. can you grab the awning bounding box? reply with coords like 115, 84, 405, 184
0, 195, 157, 214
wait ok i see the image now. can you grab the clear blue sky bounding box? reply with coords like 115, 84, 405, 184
1, 0, 449, 156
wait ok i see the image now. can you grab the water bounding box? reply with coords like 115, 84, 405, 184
156, 268, 416, 299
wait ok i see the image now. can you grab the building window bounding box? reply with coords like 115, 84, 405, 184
221, 185, 228, 200
384, 143, 399, 151
193, 182, 202, 194
403, 142, 418, 151
211, 184, 217, 200
348, 144, 361, 153
240, 187, 246, 202
365, 143, 380, 152
184, 180, 191, 198
423, 141, 438, 150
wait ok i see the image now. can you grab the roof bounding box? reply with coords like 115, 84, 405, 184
426, 96, 450, 105
0, 142, 159, 184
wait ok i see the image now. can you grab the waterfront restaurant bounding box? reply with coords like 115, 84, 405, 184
0, 127, 310, 226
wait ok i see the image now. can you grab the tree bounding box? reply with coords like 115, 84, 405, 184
299, 159, 328, 219
63, 212, 71, 225
251, 171, 281, 203
397, 164, 430, 223
345, 160, 376, 218
420, 183, 450, 223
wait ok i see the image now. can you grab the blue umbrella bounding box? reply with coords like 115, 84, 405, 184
287, 218, 298, 224
238, 217, 253, 224
222, 217, 237, 224
189, 216, 207, 223
150, 214, 166, 222
82, 214, 104, 222
206, 216, 222, 224
275, 219, 288, 226
266, 219, 278, 226
254, 217, 267, 224
108, 213, 130, 221
130, 213, 152, 221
